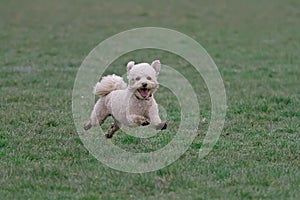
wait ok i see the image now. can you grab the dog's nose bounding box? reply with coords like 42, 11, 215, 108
142, 82, 147, 88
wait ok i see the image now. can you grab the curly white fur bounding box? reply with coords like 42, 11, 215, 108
93, 74, 127, 96
84, 60, 167, 138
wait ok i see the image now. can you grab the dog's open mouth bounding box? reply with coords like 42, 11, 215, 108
138, 88, 150, 98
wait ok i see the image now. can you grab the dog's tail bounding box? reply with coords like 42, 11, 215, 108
93, 74, 127, 96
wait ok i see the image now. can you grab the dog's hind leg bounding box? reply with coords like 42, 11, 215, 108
84, 98, 109, 130
105, 121, 120, 138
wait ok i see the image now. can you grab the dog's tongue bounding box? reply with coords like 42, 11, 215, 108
140, 89, 148, 98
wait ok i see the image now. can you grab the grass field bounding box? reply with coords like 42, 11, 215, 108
1, 0, 300, 199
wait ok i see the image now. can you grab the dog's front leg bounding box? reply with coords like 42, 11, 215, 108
127, 114, 150, 127
148, 101, 167, 130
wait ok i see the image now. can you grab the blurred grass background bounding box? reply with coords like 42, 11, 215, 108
0, 0, 299, 199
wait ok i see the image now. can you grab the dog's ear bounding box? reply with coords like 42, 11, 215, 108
151, 60, 161, 75
126, 61, 135, 72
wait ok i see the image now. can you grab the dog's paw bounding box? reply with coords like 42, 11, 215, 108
133, 116, 150, 126
154, 122, 167, 130
141, 120, 150, 126
105, 133, 113, 139
83, 122, 92, 130
105, 123, 120, 138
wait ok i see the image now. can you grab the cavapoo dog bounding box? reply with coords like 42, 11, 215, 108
84, 60, 167, 138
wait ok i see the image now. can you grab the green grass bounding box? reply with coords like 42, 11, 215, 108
1, 0, 300, 199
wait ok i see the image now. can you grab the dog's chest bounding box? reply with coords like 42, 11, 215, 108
129, 98, 152, 115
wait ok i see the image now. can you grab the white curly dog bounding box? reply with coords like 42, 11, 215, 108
84, 60, 167, 138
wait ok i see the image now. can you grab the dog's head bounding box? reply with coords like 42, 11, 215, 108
126, 60, 161, 100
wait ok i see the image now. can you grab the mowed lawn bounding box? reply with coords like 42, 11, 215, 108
1, 0, 300, 199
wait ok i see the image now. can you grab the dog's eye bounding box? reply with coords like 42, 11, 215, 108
135, 77, 141, 81
147, 76, 152, 80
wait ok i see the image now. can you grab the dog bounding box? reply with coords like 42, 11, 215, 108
83, 60, 167, 138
